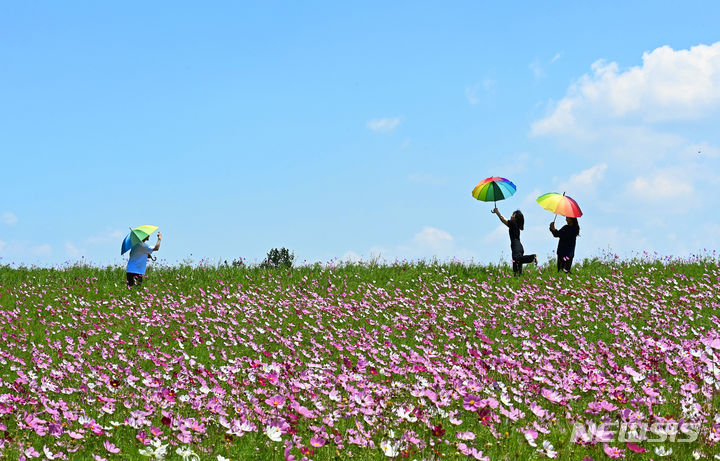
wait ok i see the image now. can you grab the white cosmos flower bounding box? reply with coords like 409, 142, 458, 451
265, 426, 282, 442
239, 421, 255, 432
380, 440, 400, 457
655, 446, 672, 457
217, 456, 231, 461
43, 445, 56, 459
540, 440, 558, 458
176, 446, 200, 461
138, 439, 168, 460
396, 406, 417, 422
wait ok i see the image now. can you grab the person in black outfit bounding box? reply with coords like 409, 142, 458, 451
549, 217, 580, 273
493, 208, 537, 275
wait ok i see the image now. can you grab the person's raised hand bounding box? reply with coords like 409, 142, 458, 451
492, 207, 499, 215
158, 232, 162, 240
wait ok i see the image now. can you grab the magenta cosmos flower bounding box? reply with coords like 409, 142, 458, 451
309, 435, 325, 447
463, 395, 481, 411
265, 395, 286, 408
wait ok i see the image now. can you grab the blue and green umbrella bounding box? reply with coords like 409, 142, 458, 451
121, 225, 158, 255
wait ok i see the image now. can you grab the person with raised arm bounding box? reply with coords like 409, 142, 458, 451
126, 232, 162, 287
493, 208, 537, 275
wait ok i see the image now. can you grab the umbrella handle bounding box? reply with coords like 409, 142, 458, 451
490, 200, 496, 213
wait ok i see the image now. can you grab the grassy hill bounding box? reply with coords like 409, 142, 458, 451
0, 258, 718, 460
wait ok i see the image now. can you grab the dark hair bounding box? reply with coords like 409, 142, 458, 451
511, 210, 524, 231
567, 217, 580, 236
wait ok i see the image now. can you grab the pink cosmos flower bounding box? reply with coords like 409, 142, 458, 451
48, 423, 63, 437
309, 435, 325, 447
24, 447, 41, 458
457, 443, 490, 461
89, 423, 104, 435
136, 430, 150, 445
457, 431, 476, 441
463, 395, 481, 411
521, 428, 538, 447
529, 401, 550, 419
104, 440, 120, 454
265, 394, 286, 408
626, 442, 646, 453
603, 444, 625, 458
541, 388, 563, 405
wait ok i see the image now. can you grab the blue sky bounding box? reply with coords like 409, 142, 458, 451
2, 2, 719, 267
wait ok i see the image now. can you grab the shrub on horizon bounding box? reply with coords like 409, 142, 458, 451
262, 248, 295, 269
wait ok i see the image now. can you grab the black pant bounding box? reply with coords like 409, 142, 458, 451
512, 254, 536, 275
557, 256, 574, 273
126, 272, 143, 287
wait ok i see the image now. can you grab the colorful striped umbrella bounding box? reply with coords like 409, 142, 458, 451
536, 192, 582, 222
121, 225, 159, 255
472, 177, 517, 210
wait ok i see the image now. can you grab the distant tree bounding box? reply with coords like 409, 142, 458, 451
262, 248, 295, 269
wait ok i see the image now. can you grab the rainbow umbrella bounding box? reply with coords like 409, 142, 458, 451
536, 192, 582, 222
121, 225, 158, 255
472, 177, 517, 211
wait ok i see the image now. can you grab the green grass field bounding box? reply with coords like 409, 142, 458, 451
0, 257, 719, 460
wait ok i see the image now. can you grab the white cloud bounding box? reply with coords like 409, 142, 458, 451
31, 244, 52, 257
583, 225, 648, 257
466, 79, 496, 105
532, 42, 720, 138
354, 227, 466, 262
559, 163, 607, 194
0, 241, 52, 259
530, 59, 545, 79
412, 227, 453, 251
342, 250, 361, 263
521, 188, 544, 208
483, 224, 508, 245
85, 229, 126, 245
367, 117, 401, 132
478, 152, 540, 180
629, 170, 694, 200
2, 212, 18, 226
65, 241, 82, 257
530, 53, 563, 80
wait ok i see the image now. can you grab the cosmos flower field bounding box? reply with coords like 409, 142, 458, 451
0, 258, 719, 460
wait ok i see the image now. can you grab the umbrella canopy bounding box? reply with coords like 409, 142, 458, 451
121, 225, 158, 255
472, 177, 517, 204
536, 192, 582, 218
